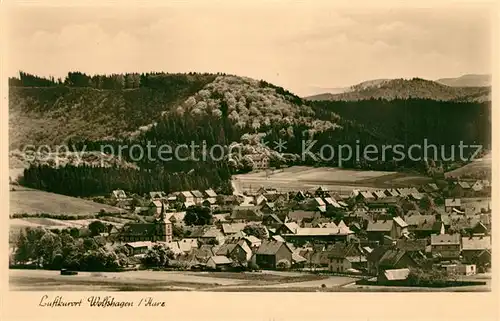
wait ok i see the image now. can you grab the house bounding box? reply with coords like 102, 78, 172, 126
384, 189, 400, 197
324, 197, 342, 211
178, 191, 195, 203
378, 268, 410, 283
419, 183, 439, 194
450, 181, 471, 197
314, 186, 330, 198
151, 200, 165, 215
149, 191, 166, 200
262, 214, 283, 229
221, 223, 247, 236
206, 256, 233, 270
254, 194, 268, 206
409, 192, 424, 201
404, 214, 445, 238
125, 241, 154, 256
442, 264, 476, 276
395, 239, 427, 254
247, 154, 269, 170
190, 190, 204, 204
373, 190, 387, 199
326, 243, 366, 273
218, 195, 244, 207
254, 240, 293, 269
204, 189, 218, 198
261, 202, 276, 214
186, 226, 225, 245
396, 188, 412, 197
461, 236, 491, 267
293, 191, 307, 202
243, 235, 262, 248
231, 205, 263, 221
367, 247, 419, 276
445, 198, 462, 213
282, 227, 354, 246
216, 239, 253, 263
430, 234, 461, 259
111, 189, 127, 200
357, 191, 375, 202
277, 222, 300, 235
366, 218, 406, 242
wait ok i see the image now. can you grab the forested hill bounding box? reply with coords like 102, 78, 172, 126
10, 71, 491, 197
9, 72, 217, 149
304, 78, 490, 102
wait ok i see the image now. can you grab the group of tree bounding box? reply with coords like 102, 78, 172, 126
9, 71, 217, 90
20, 163, 233, 197
184, 206, 213, 226
12, 226, 130, 271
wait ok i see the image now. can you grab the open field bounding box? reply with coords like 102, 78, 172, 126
445, 152, 491, 178
233, 166, 432, 194
9, 269, 489, 292
10, 186, 126, 216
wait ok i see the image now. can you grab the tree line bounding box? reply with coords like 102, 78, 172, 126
9, 71, 221, 90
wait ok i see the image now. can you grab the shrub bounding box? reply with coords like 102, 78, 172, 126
276, 259, 291, 270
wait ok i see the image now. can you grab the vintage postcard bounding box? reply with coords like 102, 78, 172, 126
1, 0, 498, 320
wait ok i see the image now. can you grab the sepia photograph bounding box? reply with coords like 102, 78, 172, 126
4, 0, 494, 297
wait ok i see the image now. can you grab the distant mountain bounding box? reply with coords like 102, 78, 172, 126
436, 74, 491, 87
304, 77, 490, 102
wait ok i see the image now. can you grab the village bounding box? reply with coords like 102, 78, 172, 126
58, 175, 491, 289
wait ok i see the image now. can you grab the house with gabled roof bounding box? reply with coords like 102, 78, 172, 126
366, 218, 405, 242
461, 235, 491, 267
357, 191, 375, 202
254, 240, 293, 269
430, 234, 461, 259
373, 190, 387, 199
384, 189, 400, 197
254, 194, 268, 206
262, 213, 283, 229
282, 226, 354, 246
204, 189, 218, 198
149, 191, 166, 200
367, 246, 419, 276
314, 186, 330, 197
216, 239, 253, 263
206, 255, 233, 270
277, 222, 300, 235
221, 222, 247, 236
178, 191, 195, 203
231, 205, 263, 221
286, 210, 320, 225
450, 181, 471, 198
326, 243, 366, 273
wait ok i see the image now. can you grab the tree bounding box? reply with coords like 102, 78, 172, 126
184, 206, 213, 226
243, 224, 268, 239
142, 244, 174, 268
88, 221, 107, 236
419, 195, 435, 212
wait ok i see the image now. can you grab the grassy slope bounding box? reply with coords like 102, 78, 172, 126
10, 185, 125, 216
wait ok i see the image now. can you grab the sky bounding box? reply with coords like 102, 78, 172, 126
5, 1, 494, 96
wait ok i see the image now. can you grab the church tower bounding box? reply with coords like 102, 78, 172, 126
154, 201, 173, 243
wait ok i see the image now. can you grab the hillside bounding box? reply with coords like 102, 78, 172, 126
9, 185, 126, 216
436, 74, 491, 87
9, 73, 216, 149
304, 78, 490, 102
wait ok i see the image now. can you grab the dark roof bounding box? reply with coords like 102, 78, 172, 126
367, 220, 393, 232
378, 248, 409, 267
264, 213, 283, 224
256, 240, 292, 255
325, 243, 362, 259
366, 246, 390, 263
287, 210, 319, 222
396, 239, 427, 252
191, 190, 204, 198
122, 223, 156, 236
